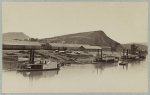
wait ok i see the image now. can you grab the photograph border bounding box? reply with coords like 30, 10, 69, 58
0, 0, 149, 95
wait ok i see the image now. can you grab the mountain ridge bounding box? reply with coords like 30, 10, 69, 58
40, 30, 121, 48
3, 31, 147, 51
3, 32, 30, 41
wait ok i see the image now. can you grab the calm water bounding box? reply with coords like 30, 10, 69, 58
2, 59, 148, 93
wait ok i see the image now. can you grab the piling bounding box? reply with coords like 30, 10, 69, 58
126, 49, 129, 58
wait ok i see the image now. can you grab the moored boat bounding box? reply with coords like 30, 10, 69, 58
118, 61, 128, 65
17, 59, 60, 71
94, 54, 119, 63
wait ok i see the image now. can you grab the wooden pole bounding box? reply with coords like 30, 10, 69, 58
97, 49, 99, 58
29, 49, 35, 64
32, 49, 34, 64
100, 49, 103, 60
29, 50, 32, 63
127, 49, 128, 58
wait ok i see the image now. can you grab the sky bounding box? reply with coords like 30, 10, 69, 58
2, 2, 148, 44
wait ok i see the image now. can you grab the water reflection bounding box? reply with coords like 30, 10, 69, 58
3, 58, 147, 93
17, 59, 146, 79
94, 62, 118, 74
17, 70, 59, 80
95, 58, 146, 73
120, 59, 146, 70
121, 64, 128, 70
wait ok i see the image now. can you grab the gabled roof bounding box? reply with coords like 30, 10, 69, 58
83, 45, 102, 50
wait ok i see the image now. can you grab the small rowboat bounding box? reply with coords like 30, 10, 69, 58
118, 61, 128, 65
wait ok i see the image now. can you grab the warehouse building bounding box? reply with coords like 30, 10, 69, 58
41, 43, 102, 52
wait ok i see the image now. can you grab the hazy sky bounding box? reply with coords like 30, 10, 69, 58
2, 2, 148, 44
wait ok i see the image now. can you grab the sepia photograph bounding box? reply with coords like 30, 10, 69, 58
2, 1, 148, 93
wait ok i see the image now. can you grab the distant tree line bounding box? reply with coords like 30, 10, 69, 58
24, 38, 39, 41
109, 42, 121, 52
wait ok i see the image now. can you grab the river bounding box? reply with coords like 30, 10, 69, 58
2, 59, 148, 93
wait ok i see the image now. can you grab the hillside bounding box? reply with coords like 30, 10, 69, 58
3, 32, 30, 41
40, 30, 121, 48
3, 31, 147, 52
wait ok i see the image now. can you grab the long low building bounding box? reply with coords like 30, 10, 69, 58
41, 43, 102, 52
3, 40, 102, 52
3, 40, 41, 50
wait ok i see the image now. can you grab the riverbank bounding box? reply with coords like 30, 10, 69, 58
3, 50, 123, 70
